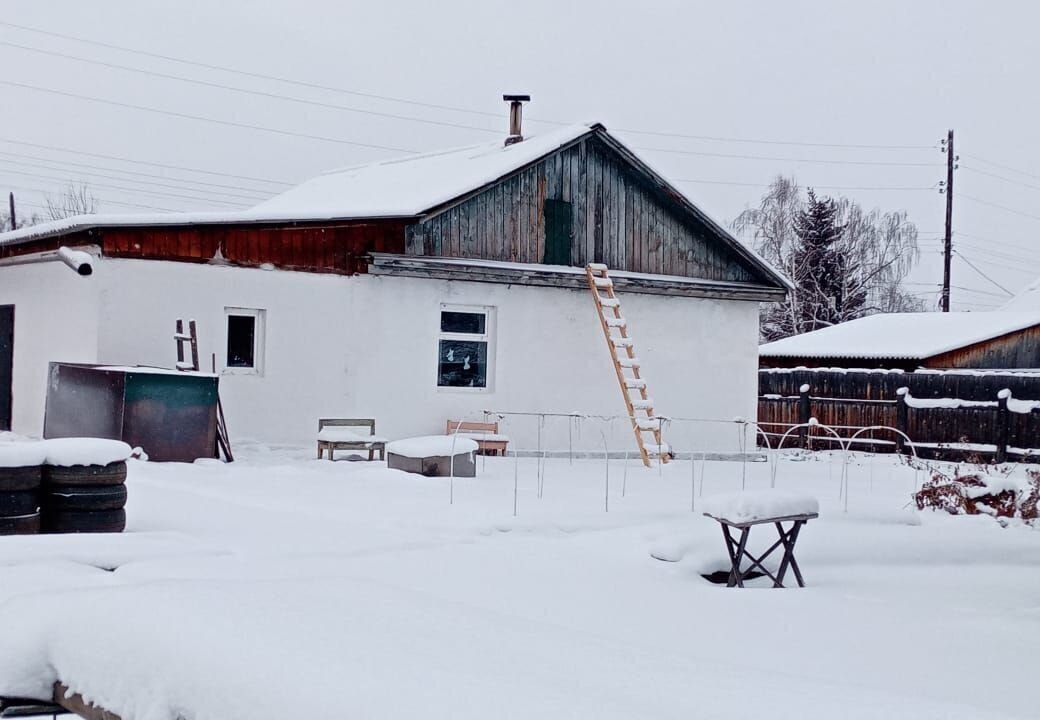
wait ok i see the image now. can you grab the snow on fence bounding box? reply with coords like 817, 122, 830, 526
758, 371, 1040, 463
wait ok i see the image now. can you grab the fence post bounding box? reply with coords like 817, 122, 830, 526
895, 387, 909, 455
798, 383, 811, 449
996, 389, 1011, 464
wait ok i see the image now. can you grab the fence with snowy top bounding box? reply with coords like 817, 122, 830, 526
758, 368, 1040, 462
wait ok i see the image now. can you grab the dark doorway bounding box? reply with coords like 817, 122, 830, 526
0, 305, 12, 431
543, 199, 573, 266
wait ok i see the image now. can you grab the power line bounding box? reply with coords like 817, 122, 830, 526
0, 149, 272, 197
636, 145, 940, 167
0, 157, 266, 202
0, 20, 942, 152
0, 169, 247, 206
0, 80, 416, 153
949, 284, 1010, 298
960, 164, 1040, 192
616, 127, 934, 151
0, 137, 292, 186
956, 193, 1040, 222
952, 250, 1015, 296
0, 39, 503, 137
960, 152, 1040, 184
0, 20, 511, 121
674, 177, 935, 191
5, 184, 179, 212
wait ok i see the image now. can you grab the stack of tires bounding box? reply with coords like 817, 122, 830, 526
42, 463, 128, 533
0, 444, 47, 535
40, 439, 132, 534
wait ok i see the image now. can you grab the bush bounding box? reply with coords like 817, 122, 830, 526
915, 467, 1039, 524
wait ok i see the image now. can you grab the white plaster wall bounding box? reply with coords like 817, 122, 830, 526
96, 260, 760, 453
0, 260, 102, 436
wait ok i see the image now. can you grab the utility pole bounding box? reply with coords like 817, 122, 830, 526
940, 129, 955, 312
7, 192, 14, 231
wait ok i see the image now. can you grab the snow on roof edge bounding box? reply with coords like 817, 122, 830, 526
759, 311, 1040, 360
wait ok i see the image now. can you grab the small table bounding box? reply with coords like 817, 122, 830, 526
704, 512, 818, 588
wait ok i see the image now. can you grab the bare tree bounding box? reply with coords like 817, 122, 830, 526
44, 182, 98, 221
734, 176, 924, 341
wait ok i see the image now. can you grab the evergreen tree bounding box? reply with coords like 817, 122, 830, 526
790, 190, 865, 332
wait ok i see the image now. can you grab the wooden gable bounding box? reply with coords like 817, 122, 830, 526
404, 132, 767, 286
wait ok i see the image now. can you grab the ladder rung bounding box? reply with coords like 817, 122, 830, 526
605, 317, 626, 328
632, 398, 654, 409
636, 418, 662, 430
624, 378, 647, 389
612, 338, 634, 348
592, 276, 613, 288
598, 297, 620, 308
174, 333, 193, 341
644, 443, 670, 456
175, 360, 197, 370
587, 263, 609, 273
617, 358, 640, 368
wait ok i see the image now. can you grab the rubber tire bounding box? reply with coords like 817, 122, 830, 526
0, 465, 43, 492
44, 484, 127, 512
43, 508, 126, 534
0, 490, 39, 516
44, 461, 127, 487
0, 512, 41, 535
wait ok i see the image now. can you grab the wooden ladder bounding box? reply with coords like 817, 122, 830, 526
175, 318, 234, 462
585, 264, 668, 468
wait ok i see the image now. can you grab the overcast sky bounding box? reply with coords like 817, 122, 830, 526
2, 0, 1038, 309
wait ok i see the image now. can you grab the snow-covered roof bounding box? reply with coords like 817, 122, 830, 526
1002, 277, 1040, 312
759, 312, 1040, 360
0, 124, 598, 246
252, 123, 596, 219
0, 122, 787, 290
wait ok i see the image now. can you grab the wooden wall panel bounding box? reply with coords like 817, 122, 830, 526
384, 134, 757, 284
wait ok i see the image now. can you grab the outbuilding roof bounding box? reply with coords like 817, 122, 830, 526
759, 312, 1040, 360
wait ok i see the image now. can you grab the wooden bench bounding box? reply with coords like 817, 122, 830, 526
317, 418, 387, 461
446, 420, 510, 456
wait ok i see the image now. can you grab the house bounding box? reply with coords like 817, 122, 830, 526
0, 104, 788, 453
759, 312, 1040, 371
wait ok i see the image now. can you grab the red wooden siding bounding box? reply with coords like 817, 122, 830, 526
0, 221, 409, 275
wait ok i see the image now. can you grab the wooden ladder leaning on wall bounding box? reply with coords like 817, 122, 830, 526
585, 264, 668, 468
175, 318, 234, 462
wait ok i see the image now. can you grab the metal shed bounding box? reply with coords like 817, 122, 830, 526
44, 363, 219, 462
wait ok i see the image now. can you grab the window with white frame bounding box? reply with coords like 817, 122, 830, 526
437, 305, 493, 389
224, 307, 265, 375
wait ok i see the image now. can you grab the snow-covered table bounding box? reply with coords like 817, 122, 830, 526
386, 436, 478, 478
701, 491, 819, 588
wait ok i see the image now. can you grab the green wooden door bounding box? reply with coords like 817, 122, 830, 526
543, 199, 573, 266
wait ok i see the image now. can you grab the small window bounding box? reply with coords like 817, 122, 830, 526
437, 305, 492, 390
224, 308, 265, 375
543, 199, 573, 266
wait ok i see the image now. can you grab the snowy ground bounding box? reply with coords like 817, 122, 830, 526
0, 444, 1037, 719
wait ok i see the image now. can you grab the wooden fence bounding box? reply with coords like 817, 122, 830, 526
758, 368, 1040, 462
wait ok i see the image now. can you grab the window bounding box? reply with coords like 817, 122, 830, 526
437, 305, 493, 390
224, 308, 265, 375
543, 199, 573, 266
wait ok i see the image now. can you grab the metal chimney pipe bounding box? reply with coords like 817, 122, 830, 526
503, 94, 530, 146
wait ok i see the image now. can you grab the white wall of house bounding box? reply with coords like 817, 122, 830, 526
2, 256, 760, 453
0, 259, 102, 435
